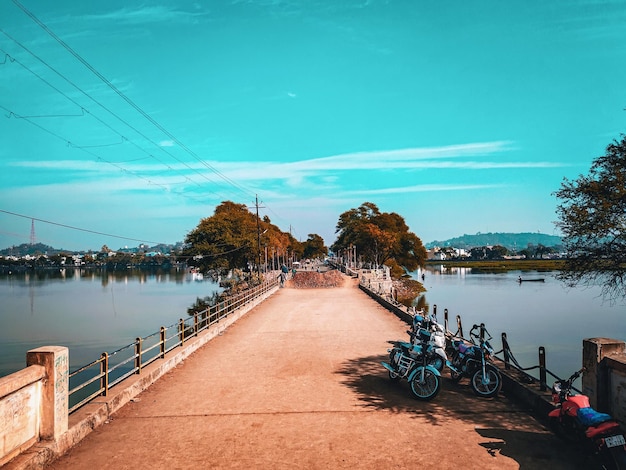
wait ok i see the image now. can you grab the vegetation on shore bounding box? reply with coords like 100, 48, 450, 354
426, 259, 565, 271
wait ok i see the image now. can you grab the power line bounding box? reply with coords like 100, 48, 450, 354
5, 2, 301, 240
0, 40, 229, 200
0, 209, 169, 246
11, 0, 255, 201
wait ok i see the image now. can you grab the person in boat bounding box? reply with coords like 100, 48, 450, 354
518, 276, 522, 282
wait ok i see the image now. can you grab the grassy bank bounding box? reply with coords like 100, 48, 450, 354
426, 259, 564, 271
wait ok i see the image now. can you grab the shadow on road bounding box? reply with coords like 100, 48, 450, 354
335, 353, 594, 470
475, 428, 601, 470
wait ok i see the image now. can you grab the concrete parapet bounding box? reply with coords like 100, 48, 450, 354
26, 347, 69, 441
582, 337, 626, 422
0, 366, 45, 467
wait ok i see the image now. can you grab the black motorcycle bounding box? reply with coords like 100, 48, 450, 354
447, 323, 502, 398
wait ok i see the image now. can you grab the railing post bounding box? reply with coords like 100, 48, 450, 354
160, 327, 166, 358
101, 352, 109, 396
502, 333, 510, 370
26, 346, 69, 440
179, 318, 185, 346
456, 315, 463, 338
194, 311, 199, 337
444, 308, 448, 332
539, 346, 546, 391
433, 304, 437, 317
479, 322, 485, 342
135, 337, 142, 374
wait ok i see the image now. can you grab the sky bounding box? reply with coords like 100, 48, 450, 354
1, 0, 625, 252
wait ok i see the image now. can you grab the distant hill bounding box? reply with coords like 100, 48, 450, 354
0, 243, 63, 257
425, 232, 563, 251
0, 242, 182, 257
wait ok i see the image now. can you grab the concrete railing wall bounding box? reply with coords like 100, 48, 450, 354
0, 347, 68, 467
582, 338, 626, 423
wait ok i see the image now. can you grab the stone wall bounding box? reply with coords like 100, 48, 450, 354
582, 338, 626, 423
0, 347, 68, 467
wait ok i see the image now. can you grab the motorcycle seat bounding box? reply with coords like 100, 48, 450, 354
577, 407, 613, 427
457, 342, 474, 354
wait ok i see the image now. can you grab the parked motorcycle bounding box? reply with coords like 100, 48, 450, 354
381, 335, 442, 401
407, 311, 448, 372
549, 368, 626, 469
447, 323, 502, 398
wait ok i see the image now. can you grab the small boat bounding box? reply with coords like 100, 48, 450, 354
517, 277, 545, 283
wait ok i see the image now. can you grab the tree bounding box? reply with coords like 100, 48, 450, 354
331, 202, 427, 273
554, 134, 626, 302
184, 201, 259, 274
302, 234, 327, 259
487, 245, 509, 260
184, 201, 300, 275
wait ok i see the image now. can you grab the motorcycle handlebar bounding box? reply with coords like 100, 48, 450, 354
469, 323, 493, 341
569, 367, 586, 382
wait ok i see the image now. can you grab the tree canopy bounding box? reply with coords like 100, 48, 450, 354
554, 134, 626, 302
183, 201, 326, 275
302, 233, 327, 259
331, 202, 426, 273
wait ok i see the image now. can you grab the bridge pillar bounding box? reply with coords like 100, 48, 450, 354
26, 346, 69, 440
582, 338, 625, 412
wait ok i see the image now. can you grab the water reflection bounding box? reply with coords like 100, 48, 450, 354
0, 269, 222, 377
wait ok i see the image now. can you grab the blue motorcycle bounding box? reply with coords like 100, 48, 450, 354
381, 335, 442, 401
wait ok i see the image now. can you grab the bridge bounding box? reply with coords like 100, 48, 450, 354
3, 272, 598, 469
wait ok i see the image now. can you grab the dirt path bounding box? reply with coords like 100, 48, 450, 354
46, 275, 589, 469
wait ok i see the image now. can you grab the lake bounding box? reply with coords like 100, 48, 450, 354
413, 266, 626, 382
0, 269, 222, 377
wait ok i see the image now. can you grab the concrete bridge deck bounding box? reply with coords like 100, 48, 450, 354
44, 275, 589, 469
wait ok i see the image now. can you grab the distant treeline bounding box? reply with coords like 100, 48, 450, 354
426, 232, 562, 251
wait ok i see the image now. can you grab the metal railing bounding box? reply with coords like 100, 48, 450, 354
68, 276, 279, 413
439, 306, 574, 393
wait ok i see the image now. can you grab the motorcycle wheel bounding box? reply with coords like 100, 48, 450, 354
548, 416, 564, 438
603, 444, 626, 470
470, 364, 501, 398
409, 367, 440, 401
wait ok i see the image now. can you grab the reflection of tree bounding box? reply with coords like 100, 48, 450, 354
414, 294, 429, 312
187, 292, 222, 316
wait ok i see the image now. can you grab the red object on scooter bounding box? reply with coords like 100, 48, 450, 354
549, 368, 626, 468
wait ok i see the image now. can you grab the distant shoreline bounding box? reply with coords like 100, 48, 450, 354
425, 259, 564, 270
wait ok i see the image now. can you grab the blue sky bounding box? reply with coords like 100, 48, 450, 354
1, 0, 625, 251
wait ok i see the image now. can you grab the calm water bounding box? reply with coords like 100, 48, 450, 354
414, 266, 626, 382
0, 269, 222, 377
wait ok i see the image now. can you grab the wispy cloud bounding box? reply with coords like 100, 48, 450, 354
344, 183, 504, 196
215, 142, 565, 181
80, 6, 209, 25
9, 142, 565, 186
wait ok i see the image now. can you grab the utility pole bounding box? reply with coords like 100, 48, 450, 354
255, 195, 265, 277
